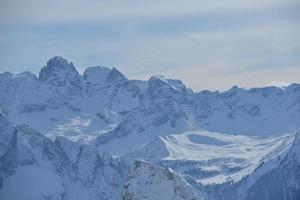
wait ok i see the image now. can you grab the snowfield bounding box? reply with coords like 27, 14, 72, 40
126, 130, 295, 185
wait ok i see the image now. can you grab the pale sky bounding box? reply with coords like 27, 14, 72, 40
0, 0, 299, 91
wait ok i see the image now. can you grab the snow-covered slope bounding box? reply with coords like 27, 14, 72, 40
237, 132, 300, 200
125, 130, 294, 184
197, 131, 300, 200
123, 130, 300, 200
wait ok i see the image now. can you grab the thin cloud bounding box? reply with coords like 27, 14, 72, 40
0, 0, 299, 24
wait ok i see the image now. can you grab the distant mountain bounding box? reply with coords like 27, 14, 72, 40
0, 56, 299, 154
0, 57, 299, 200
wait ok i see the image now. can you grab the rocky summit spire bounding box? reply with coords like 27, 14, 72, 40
39, 56, 79, 82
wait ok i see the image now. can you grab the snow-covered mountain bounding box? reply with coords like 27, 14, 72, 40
0, 56, 299, 153
0, 56, 299, 199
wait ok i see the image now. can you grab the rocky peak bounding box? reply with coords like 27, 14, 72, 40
83, 66, 112, 84
286, 83, 300, 93
121, 160, 203, 200
83, 66, 126, 86
107, 67, 126, 82
38, 56, 79, 83
147, 75, 189, 99
221, 85, 241, 99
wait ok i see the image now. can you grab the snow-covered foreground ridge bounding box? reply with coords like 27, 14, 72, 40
0, 56, 300, 199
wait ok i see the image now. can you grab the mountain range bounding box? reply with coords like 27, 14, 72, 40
0, 56, 299, 200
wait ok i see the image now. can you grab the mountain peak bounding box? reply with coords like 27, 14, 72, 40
149, 75, 166, 82
39, 56, 78, 81
83, 66, 127, 85
121, 160, 204, 200
147, 75, 190, 99
107, 67, 126, 82
83, 66, 112, 83
148, 75, 186, 90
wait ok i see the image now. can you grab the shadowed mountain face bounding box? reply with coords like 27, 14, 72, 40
0, 57, 299, 200
0, 111, 130, 200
